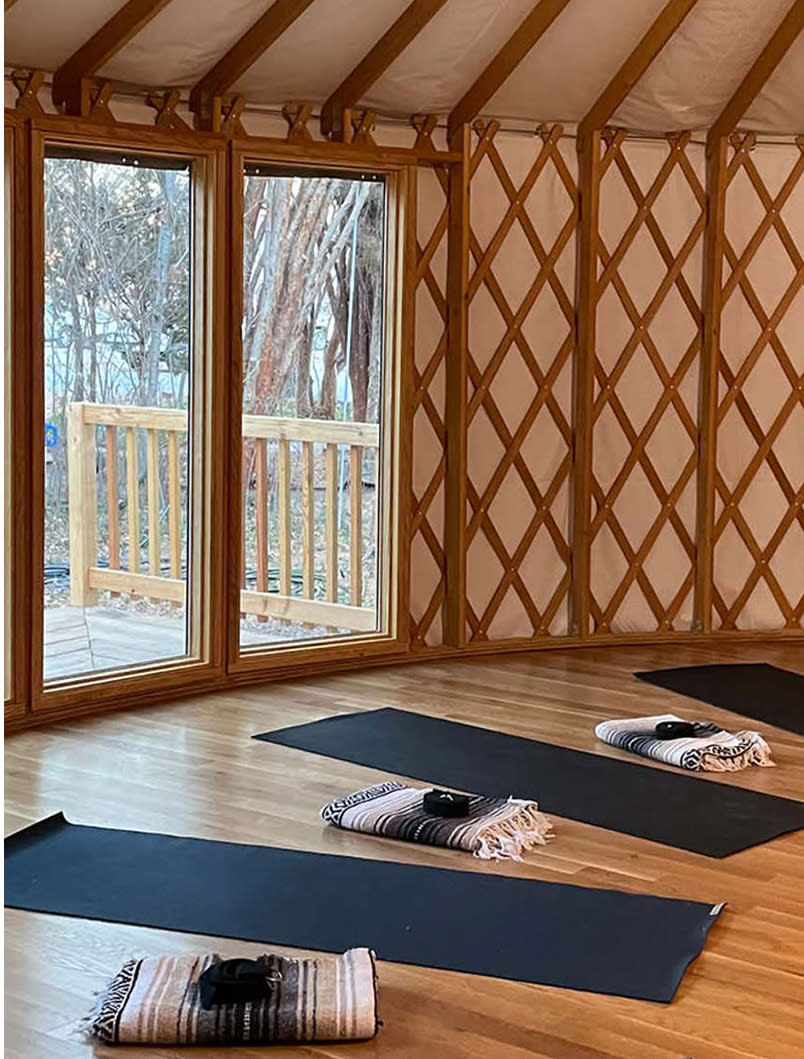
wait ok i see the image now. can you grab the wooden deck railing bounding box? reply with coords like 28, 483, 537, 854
67, 402, 379, 634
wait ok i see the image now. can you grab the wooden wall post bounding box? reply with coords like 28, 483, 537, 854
444, 124, 470, 646
569, 130, 601, 637
5, 113, 33, 714
66, 402, 99, 607
693, 137, 727, 632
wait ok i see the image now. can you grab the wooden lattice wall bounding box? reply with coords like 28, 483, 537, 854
465, 122, 576, 642
409, 125, 804, 648
590, 131, 704, 635
712, 135, 804, 631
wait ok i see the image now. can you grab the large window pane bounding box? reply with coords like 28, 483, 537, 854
240, 169, 386, 648
43, 152, 193, 681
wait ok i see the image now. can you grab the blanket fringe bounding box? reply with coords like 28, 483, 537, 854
473, 800, 553, 861
82, 957, 140, 1042
699, 731, 775, 771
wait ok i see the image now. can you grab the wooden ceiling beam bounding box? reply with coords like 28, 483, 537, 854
447, 0, 572, 137
321, 0, 450, 139
708, 0, 804, 144
52, 0, 173, 111
578, 0, 699, 138
189, 0, 316, 120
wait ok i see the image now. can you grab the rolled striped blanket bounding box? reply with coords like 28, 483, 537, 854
86, 949, 378, 1045
321, 781, 553, 860
595, 713, 774, 772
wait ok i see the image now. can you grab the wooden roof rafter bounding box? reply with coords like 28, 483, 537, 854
447, 0, 573, 139
320, 0, 451, 141
189, 0, 316, 129
578, 0, 700, 137
52, 0, 174, 116
707, 0, 804, 146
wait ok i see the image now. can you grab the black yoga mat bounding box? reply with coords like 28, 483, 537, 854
254, 708, 804, 857
635, 664, 804, 737
6, 813, 721, 1003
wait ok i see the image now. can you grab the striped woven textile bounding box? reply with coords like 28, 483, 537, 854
86, 949, 378, 1045
595, 713, 774, 772
321, 781, 553, 860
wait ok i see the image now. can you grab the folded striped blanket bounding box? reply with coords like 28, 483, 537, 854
86, 949, 378, 1045
595, 713, 774, 772
321, 781, 553, 860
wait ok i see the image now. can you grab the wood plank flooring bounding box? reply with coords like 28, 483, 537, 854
5, 641, 804, 1058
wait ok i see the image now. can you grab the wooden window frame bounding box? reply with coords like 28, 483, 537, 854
227, 141, 413, 677
5, 111, 32, 720
28, 119, 227, 715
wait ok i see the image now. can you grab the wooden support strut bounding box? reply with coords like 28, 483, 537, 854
443, 122, 471, 646
568, 131, 600, 637
694, 137, 728, 633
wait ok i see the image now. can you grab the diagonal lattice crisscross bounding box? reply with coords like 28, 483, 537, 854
465, 122, 577, 640
589, 131, 705, 632
408, 120, 450, 645
712, 134, 804, 629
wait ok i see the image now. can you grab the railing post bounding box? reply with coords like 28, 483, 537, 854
67, 402, 98, 607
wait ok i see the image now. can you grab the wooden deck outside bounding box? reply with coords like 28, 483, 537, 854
43, 606, 271, 681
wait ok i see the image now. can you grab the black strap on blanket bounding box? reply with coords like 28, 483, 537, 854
423, 789, 470, 817
654, 720, 697, 740
198, 958, 281, 1009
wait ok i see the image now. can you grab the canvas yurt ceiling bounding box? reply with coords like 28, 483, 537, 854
4, 0, 803, 134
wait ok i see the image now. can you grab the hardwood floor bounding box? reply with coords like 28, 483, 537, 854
5, 641, 804, 1058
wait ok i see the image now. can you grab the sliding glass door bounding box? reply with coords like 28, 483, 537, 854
42, 149, 195, 682
239, 167, 388, 649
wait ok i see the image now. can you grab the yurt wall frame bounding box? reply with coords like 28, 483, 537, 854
3, 3, 803, 727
